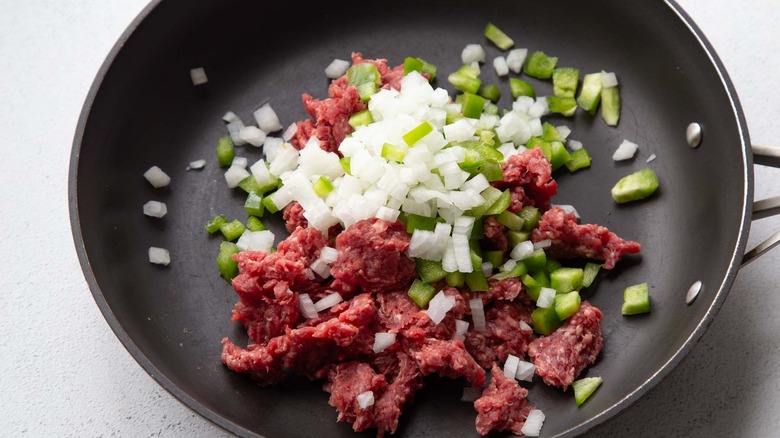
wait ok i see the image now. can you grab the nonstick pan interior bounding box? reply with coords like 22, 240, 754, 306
70, 0, 750, 436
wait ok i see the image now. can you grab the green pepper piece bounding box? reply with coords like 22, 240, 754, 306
531, 268, 550, 288
601, 86, 621, 126
470, 186, 505, 219
484, 22, 514, 50
524, 51, 558, 79
348, 109, 374, 128
522, 273, 542, 301
465, 250, 489, 292
611, 168, 659, 203
262, 195, 280, 214
550, 267, 584, 294
544, 258, 562, 274
313, 175, 334, 197
552, 67, 580, 98
582, 262, 601, 288
509, 78, 535, 99
340, 157, 351, 175
403, 121, 434, 146
403, 56, 437, 81
405, 213, 438, 234
461, 92, 486, 119
577, 73, 603, 114
491, 260, 527, 281
531, 305, 562, 335
525, 249, 548, 274
541, 122, 564, 143
448, 71, 482, 94
496, 210, 524, 231
471, 216, 486, 240
478, 84, 502, 103
445, 271, 466, 288
483, 190, 511, 216
622, 283, 651, 315
549, 141, 572, 171
565, 147, 592, 173
237, 176, 262, 194
554, 291, 581, 320
479, 159, 504, 182
508, 230, 531, 248
547, 96, 577, 116
347, 63, 381, 102
573, 377, 603, 407
408, 279, 437, 308
245, 215, 266, 232
217, 135, 235, 168
483, 250, 504, 268
244, 192, 265, 217
219, 219, 246, 242
381, 143, 407, 162
416, 259, 448, 284
205, 214, 228, 234
217, 241, 239, 282
526, 136, 552, 161
519, 206, 541, 231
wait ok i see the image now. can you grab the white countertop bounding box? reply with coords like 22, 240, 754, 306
1, 0, 779, 436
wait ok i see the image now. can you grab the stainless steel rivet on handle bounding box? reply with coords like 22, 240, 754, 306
686, 123, 702, 148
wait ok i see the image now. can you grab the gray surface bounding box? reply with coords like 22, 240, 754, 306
1, 0, 778, 436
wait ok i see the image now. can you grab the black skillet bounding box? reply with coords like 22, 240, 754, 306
69, 0, 779, 436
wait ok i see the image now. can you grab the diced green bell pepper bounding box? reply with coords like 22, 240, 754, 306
582, 262, 601, 288
461, 92, 486, 119
313, 175, 334, 197
509, 78, 535, 99
403, 121, 434, 146
205, 214, 228, 234
508, 230, 531, 248
565, 147, 592, 172
549, 141, 572, 171
405, 213, 438, 234
484, 22, 514, 50
445, 271, 466, 288
347, 63, 381, 102
522, 273, 542, 301
220, 219, 246, 242
552, 67, 580, 98
217, 135, 235, 168
525, 249, 548, 274
554, 291, 581, 320
483, 189, 511, 216
519, 206, 541, 231
611, 168, 659, 203
478, 84, 502, 103
622, 282, 651, 315
217, 241, 239, 282
573, 376, 603, 406
408, 279, 437, 308
348, 109, 374, 128
496, 210, 525, 231
245, 215, 266, 232
531, 305, 562, 335
403, 56, 437, 81
244, 192, 265, 217
416, 259, 448, 284
550, 267, 584, 294
601, 86, 621, 126
524, 51, 558, 79
547, 96, 577, 117
577, 72, 603, 114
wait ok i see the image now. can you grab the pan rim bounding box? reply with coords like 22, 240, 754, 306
67, 0, 753, 437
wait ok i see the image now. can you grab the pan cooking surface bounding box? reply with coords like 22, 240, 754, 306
70, 0, 750, 436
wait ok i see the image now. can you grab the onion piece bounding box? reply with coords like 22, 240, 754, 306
536, 287, 557, 308
461, 44, 486, 64
224, 164, 250, 188
253, 103, 283, 133
310, 258, 332, 279
142, 200, 167, 218
515, 360, 535, 382
356, 391, 375, 409
613, 139, 639, 161
325, 58, 351, 79
186, 159, 206, 171
469, 298, 487, 333
372, 332, 397, 353
189, 67, 208, 86
481, 262, 493, 278
503, 354, 520, 379
425, 291, 456, 325
510, 240, 534, 261
493, 56, 509, 77
646, 153, 657, 163
601, 71, 619, 88
236, 230, 275, 252
148, 247, 170, 266
238, 126, 266, 147
519, 320, 533, 332
298, 293, 318, 319
533, 239, 551, 250
453, 319, 469, 341
521, 410, 545, 437
567, 139, 583, 151
313, 292, 343, 312
318, 246, 338, 264
144, 165, 171, 188
505, 48, 528, 73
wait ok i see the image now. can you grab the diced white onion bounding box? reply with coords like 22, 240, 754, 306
186, 159, 206, 171
469, 298, 487, 333
232, 156, 248, 169
567, 139, 583, 151
144, 165, 171, 188
493, 56, 509, 77
319, 246, 338, 264
356, 391, 375, 409
501, 259, 517, 273
375, 205, 400, 222
142, 200, 167, 218
453, 319, 469, 341
282, 123, 298, 141
601, 71, 619, 88
189, 67, 207, 86
226, 119, 246, 146
646, 153, 657, 163
510, 240, 534, 261
613, 139, 639, 161
253, 103, 283, 133
313, 292, 343, 312
222, 111, 240, 124
236, 230, 275, 252
461, 44, 486, 64
481, 262, 493, 278
325, 58, 351, 79
298, 293, 319, 319
521, 410, 545, 437
425, 290, 456, 325
533, 239, 551, 250
224, 164, 250, 188
453, 233, 473, 273
453, 216, 476, 236
519, 320, 533, 332
556, 125, 571, 139
148, 247, 170, 266
372, 332, 397, 353
310, 258, 332, 278
536, 287, 557, 308
503, 354, 520, 379
506, 48, 528, 73
239, 125, 267, 147
515, 360, 535, 382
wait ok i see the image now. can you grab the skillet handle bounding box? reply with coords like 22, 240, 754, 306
741, 145, 780, 267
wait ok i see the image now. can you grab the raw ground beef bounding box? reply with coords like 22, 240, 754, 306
494, 146, 558, 211
528, 301, 604, 390
531, 207, 642, 269
474, 363, 534, 436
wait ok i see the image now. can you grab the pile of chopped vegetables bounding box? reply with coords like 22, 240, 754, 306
185, 22, 661, 438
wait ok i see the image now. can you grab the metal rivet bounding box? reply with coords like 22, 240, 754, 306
686, 123, 702, 148
686, 280, 702, 304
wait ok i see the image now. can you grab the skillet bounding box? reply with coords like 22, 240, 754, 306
68, 0, 780, 436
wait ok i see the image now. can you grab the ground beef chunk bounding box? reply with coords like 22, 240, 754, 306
377, 289, 465, 341
324, 362, 388, 433
331, 218, 417, 294
351, 52, 406, 91
465, 300, 535, 369
474, 363, 534, 436
508, 186, 531, 213
494, 146, 558, 211
282, 201, 308, 233
528, 301, 604, 390
230, 280, 300, 344
531, 207, 641, 269
405, 338, 486, 387
482, 216, 508, 251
